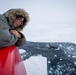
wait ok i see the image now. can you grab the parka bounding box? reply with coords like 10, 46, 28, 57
0, 8, 29, 48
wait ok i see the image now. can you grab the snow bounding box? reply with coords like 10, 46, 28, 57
19, 49, 26, 54
23, 55, 47, 75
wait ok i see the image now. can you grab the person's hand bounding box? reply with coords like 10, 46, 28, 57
10, 30, 21, 38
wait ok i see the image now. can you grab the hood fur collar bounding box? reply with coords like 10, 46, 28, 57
3, 8, 29, 31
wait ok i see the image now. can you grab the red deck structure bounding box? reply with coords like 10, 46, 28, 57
0, 45, 27, 75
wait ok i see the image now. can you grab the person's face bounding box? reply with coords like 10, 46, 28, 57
13, 17, 24, 27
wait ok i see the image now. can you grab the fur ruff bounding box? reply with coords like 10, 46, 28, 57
3, 8, 29, 31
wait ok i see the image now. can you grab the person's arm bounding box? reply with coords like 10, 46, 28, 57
10, 30, 22, 39
0, 29, 18, 48
10, 30, 26, 47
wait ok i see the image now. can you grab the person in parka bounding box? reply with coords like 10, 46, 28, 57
0, 8, 29, 48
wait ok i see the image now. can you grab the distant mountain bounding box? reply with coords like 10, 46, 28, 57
19, 41, 76, 75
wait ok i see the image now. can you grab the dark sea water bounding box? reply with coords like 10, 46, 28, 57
20, 41, 76, 75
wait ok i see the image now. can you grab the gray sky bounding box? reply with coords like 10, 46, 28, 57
0, 0, 76, 44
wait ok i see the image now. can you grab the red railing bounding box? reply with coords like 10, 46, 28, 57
0, 45, 27, 75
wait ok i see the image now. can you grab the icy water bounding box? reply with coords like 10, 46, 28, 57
19, 41, 76, 75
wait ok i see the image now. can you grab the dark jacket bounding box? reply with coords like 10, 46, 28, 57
0, 8, 29, 48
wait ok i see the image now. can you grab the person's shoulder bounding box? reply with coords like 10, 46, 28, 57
0, 14, 5, 19
0, 14, 9, 28
0, 14, 5, 18
0, 14, 4, 17
0, 14, 3, 17
0, 14, 7, 22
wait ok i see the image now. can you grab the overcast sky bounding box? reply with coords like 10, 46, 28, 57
0, 0, 76, 44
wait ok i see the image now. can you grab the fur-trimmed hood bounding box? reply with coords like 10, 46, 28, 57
3, 8, 29, 31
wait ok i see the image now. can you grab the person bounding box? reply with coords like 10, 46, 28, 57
0, 8, 29, 48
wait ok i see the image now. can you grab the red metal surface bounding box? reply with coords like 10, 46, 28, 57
0, 45, 27, 75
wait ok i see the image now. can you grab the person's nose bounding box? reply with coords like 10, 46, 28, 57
19, 21, 23, 25
18, 18, 24, 25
